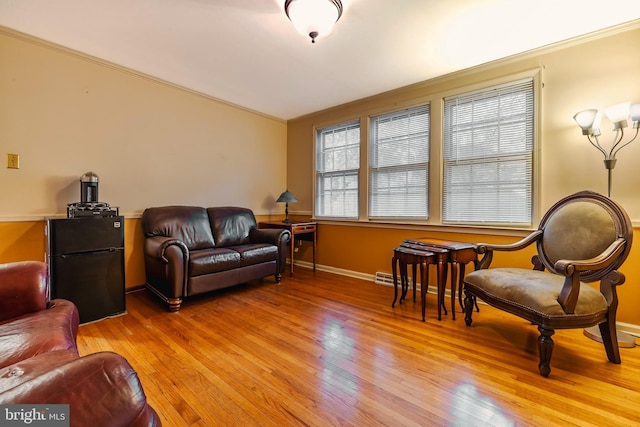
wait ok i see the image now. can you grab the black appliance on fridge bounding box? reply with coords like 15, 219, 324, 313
47, 216, 126, 324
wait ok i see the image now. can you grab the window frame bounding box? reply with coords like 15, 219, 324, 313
314, 120, 361, 220
368, 103, 431, 220
442, 77, 536, 227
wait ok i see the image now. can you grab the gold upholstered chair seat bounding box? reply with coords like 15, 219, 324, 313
465, 268, 608, 325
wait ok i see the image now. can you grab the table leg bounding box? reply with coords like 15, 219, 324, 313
412, 263, 418, 302
400, 260, 409, 303
312, 228, 317, 271
457, 263, 465, 312
391, 255, 399, 307
289, 236, 295, 276
436, 260, 449, 320
421, 262, 428, 322
450, 262, 458, 320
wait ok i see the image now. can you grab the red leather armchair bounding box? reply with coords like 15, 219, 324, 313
0, 261, 161, 426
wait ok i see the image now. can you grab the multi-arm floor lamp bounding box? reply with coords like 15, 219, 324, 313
573, 101, 640, 347
573, 102, 640, 197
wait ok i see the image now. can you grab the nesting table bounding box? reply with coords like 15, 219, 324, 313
392, 238, 478, 321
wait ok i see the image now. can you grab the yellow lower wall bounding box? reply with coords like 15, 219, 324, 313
305, 223, 640, 326
0, 219, 147, 289
0, 214, 285, 291
3, 219, 638, 326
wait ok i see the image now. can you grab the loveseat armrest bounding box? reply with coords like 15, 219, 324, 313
250, 227, 291, 246
143, 236, 189, 306
0, 261, 48, 323
250, 228, 291, 275
144, 236, 189, 263
0, 351, 162, 427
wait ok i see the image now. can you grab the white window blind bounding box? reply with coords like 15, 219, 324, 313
443, 78, 534, 225
369, 105, 430, 218
315, 121, 360, 218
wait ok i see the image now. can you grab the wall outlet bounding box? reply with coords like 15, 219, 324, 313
7, 154, 19, 169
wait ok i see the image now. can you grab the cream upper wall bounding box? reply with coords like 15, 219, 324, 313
0, 29, 287, 219
287, 22, 640, 225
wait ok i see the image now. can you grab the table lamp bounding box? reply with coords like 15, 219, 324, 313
276, 190, 298, 223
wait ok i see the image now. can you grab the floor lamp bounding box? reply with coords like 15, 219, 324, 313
573, 101, 640, 347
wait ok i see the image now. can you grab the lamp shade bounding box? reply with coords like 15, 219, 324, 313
573, 109, 598, 134
285, 0, 343, 43
277, 190, 298, 203
630, 103, 640, 122
605, 102, 630, 129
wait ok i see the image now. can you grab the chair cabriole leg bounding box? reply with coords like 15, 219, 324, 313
463, 289, 474, 327
537, 326, 555, 377
599, 320, 621, 364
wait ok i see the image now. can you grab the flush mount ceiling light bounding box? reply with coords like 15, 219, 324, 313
284, 0, 343, 43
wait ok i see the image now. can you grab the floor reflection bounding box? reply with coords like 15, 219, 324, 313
319, 319, 359, 401
452, 383, 514, 427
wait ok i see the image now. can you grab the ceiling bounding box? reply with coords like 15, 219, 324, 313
1, 0, 639, 121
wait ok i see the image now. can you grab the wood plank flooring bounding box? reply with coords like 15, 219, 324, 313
76, 269, 640, 426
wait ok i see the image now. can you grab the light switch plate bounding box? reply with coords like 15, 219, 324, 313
7, 154, 19, 169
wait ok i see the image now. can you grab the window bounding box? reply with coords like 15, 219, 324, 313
369, 105, 430, 218
443, 78, 534, 225
315, 120, 360, 218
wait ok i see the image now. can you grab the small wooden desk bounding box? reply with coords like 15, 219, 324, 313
259, 221, 317, 276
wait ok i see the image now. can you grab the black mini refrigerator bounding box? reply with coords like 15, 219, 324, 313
47, 216, 126, 324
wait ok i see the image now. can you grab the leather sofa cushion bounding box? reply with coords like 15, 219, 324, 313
143, 206, 215, 250
235, 244, 279, 267
190, 248, 241, 276
0, 300, 79, 369
207, 207, 256, 247
0, 350, 78, 394
189, 244, 278, 277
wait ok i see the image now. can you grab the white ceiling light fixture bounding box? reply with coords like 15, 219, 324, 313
284, 0, 343, 44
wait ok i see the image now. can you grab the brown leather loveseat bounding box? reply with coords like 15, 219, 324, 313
0, 261, 161, 426
142, 206, 291, 312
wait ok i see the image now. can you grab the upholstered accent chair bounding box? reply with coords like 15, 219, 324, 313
463, 191, 633, 377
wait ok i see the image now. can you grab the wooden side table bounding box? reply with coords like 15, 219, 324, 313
403, 238, 478, 320
392, 246, 437, 322
259, 221, 317, 276
400, 242, 449, 320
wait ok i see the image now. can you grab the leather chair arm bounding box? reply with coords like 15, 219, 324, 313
0, 261, 48, 323
555, 238, 627, 313
554, 238, 627, 275
0, 352, 162, 427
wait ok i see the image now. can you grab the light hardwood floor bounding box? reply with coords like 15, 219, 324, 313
76, 268, 640, 426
